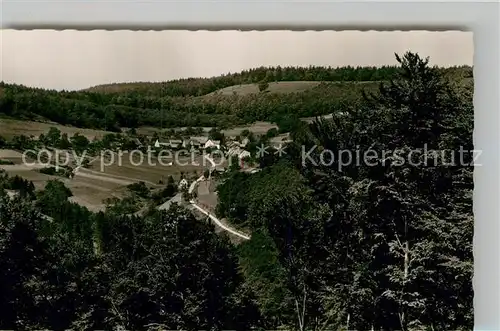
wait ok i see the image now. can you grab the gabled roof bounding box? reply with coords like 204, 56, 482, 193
227, 146, 242, 156
154, 139, 170, 147
238, 150, 251, 158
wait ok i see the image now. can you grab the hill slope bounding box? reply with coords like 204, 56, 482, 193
0, 65, 472, 132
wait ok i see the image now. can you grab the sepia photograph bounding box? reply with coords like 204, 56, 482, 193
0, 30, 474, 330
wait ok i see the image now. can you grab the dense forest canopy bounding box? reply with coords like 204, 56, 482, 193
0, 53, 473, 330
0, 64, 472, 130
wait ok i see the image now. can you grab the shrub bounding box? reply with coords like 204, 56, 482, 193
127, 181, 150, 198
0, 159, 14, 165
258, 80, 269, 92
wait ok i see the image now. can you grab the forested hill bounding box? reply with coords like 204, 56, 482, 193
0, 65, 472, 131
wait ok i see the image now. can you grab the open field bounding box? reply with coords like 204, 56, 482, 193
1, 167, 127, 212
0, 144, 227, 212
83, 80, 323, 96
1, 109, 317, 142
89, 154, 214, 184
0, 118, 114, 140
0, 149, 27, 164
67, 177, 127, 212
221, 121, 277, 136
0, 152, 126, 211
1, 117, 275, 140
0, 149, 25, 159
203, 81, 322, 97
0, 150, 166, 211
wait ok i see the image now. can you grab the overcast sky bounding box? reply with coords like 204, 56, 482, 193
1, 30, 473, 91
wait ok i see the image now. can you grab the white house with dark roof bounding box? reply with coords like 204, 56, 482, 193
178, 178, 189, 190
240, 137, 250, 147
204, 139, 221, 150
238, 150, 251, 159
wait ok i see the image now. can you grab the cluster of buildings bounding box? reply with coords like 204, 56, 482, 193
153, 135, 254, 167
152, 133, 292, 168
153, 136, 220, 151
226, 138, 251, 160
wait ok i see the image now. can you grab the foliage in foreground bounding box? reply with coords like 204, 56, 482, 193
218, 52, 474, 330
0, 180, 259, 330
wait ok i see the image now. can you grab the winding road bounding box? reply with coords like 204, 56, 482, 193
157, 167, 251, 241
188, 176, 250, 240
189, 199, 250, 240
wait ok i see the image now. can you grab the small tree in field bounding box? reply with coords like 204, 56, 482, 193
258, 80, 269, 92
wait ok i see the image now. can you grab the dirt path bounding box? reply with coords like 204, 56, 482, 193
189, 200, 250, 240
188, 175, 250, 241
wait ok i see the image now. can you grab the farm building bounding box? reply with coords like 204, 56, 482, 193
238, 150, 251, 159
240, 137, 250, 147
178, 178, 189, 190
204, 139, 221, 150
154, 139, 170, 148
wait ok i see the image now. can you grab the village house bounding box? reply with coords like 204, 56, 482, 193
182, 137, 208, 150
226, 140, 241, 149
169, 139, 183, 149
238, 150, 251, 159
154, 139, 169, 148
178, 178, 189, 190
240, 137, 250, 147
204, 139, 221, 150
